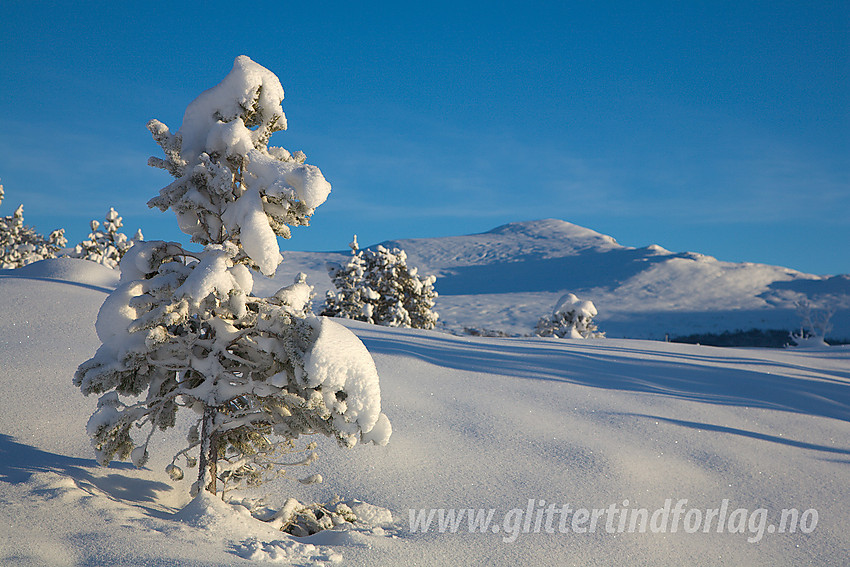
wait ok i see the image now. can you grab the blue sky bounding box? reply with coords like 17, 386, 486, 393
1, 1, 847, 274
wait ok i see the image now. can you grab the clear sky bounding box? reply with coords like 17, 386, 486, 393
1, 1, 847, 275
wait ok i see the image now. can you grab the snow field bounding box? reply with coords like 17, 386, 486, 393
1, 259, 847, 565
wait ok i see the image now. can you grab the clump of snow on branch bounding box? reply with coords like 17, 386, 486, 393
0, 181, 67, 269
75, 56, 390, 504
271, 272, 314, 316
536, 293, 604, 339
322, 235, 439, 329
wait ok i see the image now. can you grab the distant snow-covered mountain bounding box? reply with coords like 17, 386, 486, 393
266, 219, 850, 340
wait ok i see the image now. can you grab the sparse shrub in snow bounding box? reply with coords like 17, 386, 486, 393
536, 293, 604, 339
0, 181, 67, 269
74, 56, 391, 502
790, 299, 834, 347
462, 327, 511, 338
69, 208, 143, 269
322, 235, 439, 329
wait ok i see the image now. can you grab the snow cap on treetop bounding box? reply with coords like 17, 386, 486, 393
553, 293, 597, 319
179, 55, 287, 165
147, 55, 333, 276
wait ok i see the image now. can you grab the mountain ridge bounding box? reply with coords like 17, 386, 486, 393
369, 219, 849, 339
378, 219, 623, 270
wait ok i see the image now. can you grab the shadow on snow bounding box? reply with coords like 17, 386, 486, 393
356, 331, 850, 424
0, 433, 174, 517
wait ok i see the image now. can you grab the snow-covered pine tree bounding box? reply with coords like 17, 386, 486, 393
322, 236, 439, 329
536, 293, 604, 339
71, 208, 143, 268
363, 244, 439, 329
0, 181, 67, 269
74, 56, 391, 498
321, 235, 368, 320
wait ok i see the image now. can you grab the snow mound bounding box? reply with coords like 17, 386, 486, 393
344, 500, 393, 527
4, 257, 119, 290
172, 490, 261, 531
789, 335, 831, 349
175, 492, 343, 564
233, 538, 342, 563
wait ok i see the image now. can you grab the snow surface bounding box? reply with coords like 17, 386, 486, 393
1, 257, 848, 565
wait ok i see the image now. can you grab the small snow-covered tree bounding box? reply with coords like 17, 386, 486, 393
321, 236, 368, 320
322, 236, 439, 329
0, 181, 67, 269
790, 298, 834, 347
71, 208, 143, 268
75, 56, 391, 498
536, 293, 604, 339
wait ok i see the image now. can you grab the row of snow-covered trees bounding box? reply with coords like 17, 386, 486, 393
2, 181, 443, 334
0, 185, 143, 269
3, 177, 604, 339
0, 184, 68, 268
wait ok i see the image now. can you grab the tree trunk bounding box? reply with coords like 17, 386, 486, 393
198, 405, 220, 495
